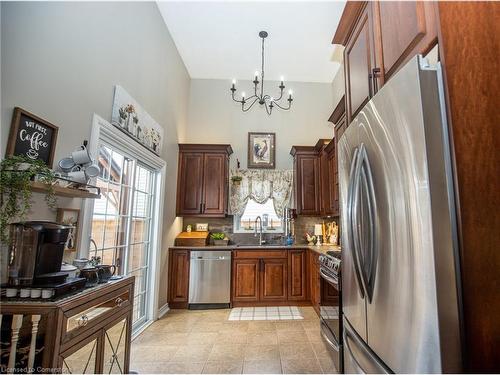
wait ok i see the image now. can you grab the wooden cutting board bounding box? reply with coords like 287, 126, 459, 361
174, 231, 209, 246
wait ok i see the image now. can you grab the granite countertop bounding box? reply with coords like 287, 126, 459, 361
170, 244, 341, 255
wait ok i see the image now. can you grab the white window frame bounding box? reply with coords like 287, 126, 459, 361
232, 199, 284, 234
79, 113, 166, 333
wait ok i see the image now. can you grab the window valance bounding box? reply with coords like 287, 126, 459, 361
229, 169, 293, 217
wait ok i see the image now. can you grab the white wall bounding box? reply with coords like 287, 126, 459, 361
0, 2, 190, 307
185, 79, 334, 169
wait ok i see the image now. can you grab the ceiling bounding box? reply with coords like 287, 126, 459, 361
157, 1, 346, 83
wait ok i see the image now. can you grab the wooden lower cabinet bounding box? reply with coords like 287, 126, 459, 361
260, 259, 287, 301
168, 249, 190, 308
288, 250, 308, 301
232, 249, 309, 306
232, 259, 260, 302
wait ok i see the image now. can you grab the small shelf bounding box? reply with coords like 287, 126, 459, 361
30, 181, 101, 199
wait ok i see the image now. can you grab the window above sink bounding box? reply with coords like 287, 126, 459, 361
233, 199, 283, 234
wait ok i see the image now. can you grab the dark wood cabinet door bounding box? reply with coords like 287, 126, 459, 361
334, 115, 347, 216
202, 154, 227, 215
296, 155, 320, 215
327, 146, 338, 216
168, 250, 190, 305
176, 152, 204, 215
232, 259, 259, 302
260, 258, 287, 301
288, 250, 307, 300
344, 3, 378, 124
319, 150, 330, 216
373, 1, 437, 81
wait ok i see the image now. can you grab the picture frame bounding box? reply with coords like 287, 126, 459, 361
6, 107, 59, 167
56, 208, 80, 251
248, 132, 276, 169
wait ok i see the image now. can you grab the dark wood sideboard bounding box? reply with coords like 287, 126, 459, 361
0, 276, 134, 374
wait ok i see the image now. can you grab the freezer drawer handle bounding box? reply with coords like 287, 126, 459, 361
320, 323, 340, 351
344, 328, 366, 374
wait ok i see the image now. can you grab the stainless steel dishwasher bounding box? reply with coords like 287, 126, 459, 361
188, 250, 231, 309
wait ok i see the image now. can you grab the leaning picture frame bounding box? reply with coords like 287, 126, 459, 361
248, 132, 276, 169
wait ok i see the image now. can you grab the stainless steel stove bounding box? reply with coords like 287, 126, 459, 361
319, 251, 343, 373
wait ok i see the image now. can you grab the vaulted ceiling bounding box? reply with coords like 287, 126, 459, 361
157, 1, 346, 83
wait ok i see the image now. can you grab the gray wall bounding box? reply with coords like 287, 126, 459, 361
185, 79, 334, 169
1, 1, 190, 308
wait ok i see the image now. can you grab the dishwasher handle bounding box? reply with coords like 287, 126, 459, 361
191, 256, 230, 261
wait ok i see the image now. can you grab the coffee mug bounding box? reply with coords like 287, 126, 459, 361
80, 267, 99, 287
84, 162, 100, 178
59, 157, 76, 172
72, 145, 92, 165
96, 265, 116, 283
67, 170, 88, 184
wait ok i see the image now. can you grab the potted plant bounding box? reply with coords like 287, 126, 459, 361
231, 175, 243, 186
0, 155, 57, 243
211, 232, 229, 246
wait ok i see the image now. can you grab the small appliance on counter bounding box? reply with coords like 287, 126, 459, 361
174, 230, 209, 247
2, 221, 86, 300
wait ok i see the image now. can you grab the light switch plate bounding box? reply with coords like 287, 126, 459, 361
195, 223, 208, 231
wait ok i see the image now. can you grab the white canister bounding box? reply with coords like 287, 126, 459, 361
42, 289, 54, 299
30, 289, 42, 298
61, 263, 78, 279
6, 288, 17, 297
20, 289, 30, 298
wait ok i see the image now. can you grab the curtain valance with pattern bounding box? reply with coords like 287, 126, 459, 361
229, 169, 293, 217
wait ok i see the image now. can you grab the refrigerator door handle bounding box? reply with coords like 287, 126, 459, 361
347, 147, 365, 298
344, 326, 367, 374
353, 144, 378, 302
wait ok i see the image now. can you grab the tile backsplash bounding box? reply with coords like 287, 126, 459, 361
183, 216, 338, 245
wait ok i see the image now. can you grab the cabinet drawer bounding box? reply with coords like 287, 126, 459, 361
233, 250, 287, 259
62, 286, 131, 344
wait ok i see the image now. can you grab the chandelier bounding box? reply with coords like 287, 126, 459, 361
230, 31, 293, 115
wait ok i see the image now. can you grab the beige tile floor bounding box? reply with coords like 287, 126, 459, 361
131, 306, 339, 374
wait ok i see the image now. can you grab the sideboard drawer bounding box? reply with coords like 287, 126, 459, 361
62, 286, 131, 344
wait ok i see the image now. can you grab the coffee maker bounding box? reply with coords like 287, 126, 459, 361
6, 222, 85, 295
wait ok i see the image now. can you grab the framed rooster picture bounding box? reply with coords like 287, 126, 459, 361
248, 132, 275, 169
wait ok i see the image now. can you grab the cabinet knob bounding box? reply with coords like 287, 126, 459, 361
78, 314, 89, 327
115, 297, 124, 307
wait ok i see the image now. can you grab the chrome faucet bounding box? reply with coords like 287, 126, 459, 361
254, 216, 266, 245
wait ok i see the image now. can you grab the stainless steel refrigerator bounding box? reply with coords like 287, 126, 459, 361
338, 55, 463, 373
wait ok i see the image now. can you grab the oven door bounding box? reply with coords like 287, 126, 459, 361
320, 266, 343, 373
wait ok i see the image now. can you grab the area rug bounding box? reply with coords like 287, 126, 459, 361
228, 306, 304, 321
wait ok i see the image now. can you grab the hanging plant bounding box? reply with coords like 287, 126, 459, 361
231, 175, 243, 185
0, 155, 57, 243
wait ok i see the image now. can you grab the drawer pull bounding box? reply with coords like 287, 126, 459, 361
78, 314, 89, 327
115, 297, 124, 307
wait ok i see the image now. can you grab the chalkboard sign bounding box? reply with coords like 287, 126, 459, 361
6, 107, 59, 167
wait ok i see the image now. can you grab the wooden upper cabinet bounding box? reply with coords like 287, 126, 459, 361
177, 152, 204, 215
372, 1, 438, 81
176, 144, 232, 217
260, 258, 287, 301
202, 153, 226, 215
291, 146, 320, 216
288, 250, 307, 300
344, 3, 378, 124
